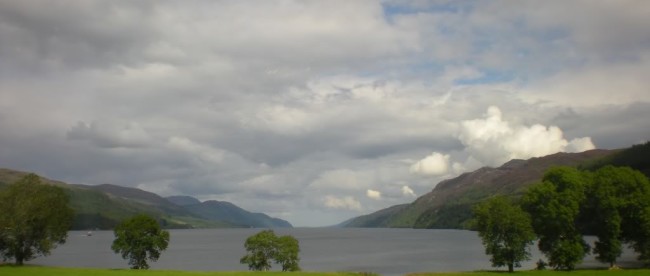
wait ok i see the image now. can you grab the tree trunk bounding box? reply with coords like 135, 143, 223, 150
16, 254, 24, 266
508, 263, 514, 273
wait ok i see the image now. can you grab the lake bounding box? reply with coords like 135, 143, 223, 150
30, 228, 639, 275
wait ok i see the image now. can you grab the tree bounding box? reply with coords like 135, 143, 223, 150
473, 196, 535, 272
0, 174, 74, 265
633, 206, 650, 264
111, 214, 170, 269
588, 166, 650, 265
583, 167, 623, 267
240, 230, 277, 271
522, 167, 589, 270
240, 230, 301, 271
275, 235, 301, 271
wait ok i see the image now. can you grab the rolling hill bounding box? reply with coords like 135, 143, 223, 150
167, 196, 292, 228
342, 144, 649, 229
0, 169, 291, 230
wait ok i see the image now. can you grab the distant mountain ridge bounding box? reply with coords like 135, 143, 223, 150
0, 169, 292, 230
342, 144, 650, 229
167, 195, 201, 206
167, 197, 292, 228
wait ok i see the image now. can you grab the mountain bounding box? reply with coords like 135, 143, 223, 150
340, 204, 409, 228
0, 169, 208, 229
579, 142, 650, 177
167, 196, 292, 228
166, 195, 202, 206
75, 184, 195, 217
0, 168, 289, 229
344, 148, 619, 229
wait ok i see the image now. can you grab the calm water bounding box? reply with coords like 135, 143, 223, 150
30, 228, 638, 275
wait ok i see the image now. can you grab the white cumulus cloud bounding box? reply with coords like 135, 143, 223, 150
457, 106, 596, 167
401, 185, 416, 197
323, 195, 362, 211
410, 152, 450, 176
366, 189, 382, 200
566, 137, 596, 153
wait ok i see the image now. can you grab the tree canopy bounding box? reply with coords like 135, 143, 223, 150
240, 230, 301, 271
586, 166, 650, 266
522, 167, 590, 270
473, 196, 535, 272
0, 174, 74, 265
111, 214, 170, 269
520, 165, 650, 269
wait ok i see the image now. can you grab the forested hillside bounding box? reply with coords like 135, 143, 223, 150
344, 142, 650, 229
0, 169, 291, 230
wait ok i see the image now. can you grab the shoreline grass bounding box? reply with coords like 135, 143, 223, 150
0, 265, 367, 276
407, 268, 650, 276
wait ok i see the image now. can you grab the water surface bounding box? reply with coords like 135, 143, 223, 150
31, 228, 638, 275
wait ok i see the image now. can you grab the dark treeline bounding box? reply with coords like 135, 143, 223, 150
474, 164, 650, 272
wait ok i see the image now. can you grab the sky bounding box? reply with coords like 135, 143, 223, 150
1, 0, 649, 227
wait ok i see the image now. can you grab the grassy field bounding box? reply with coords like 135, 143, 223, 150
0, 266, 367, 276
407, 269, 650, 276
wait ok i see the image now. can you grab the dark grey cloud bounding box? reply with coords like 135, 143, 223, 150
0, 1, 158, 73
0, 0, 648, 226
552, 102, 650, 149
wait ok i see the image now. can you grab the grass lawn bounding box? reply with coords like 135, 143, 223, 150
0, 266, 367, 276
407, 269, 650, 276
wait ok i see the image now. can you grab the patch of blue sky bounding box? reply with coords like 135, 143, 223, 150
381, 1, 476, 22
394, 60, 449, 83
454, 69, 518, 86
352, 59, 446, 82
468, 17, 570, 53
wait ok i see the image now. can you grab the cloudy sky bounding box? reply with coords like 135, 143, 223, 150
1, 0, 649, 226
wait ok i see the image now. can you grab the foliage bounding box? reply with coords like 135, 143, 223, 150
473, 196, 535, 272
111, 214, 170, 269
599, 166, 650, 264
521, 167, 589, 270
0, 266, 370, 276
0, 168, 232, 230
583, 168, 622, 266
523, 165, 650, 268
240, 230, 301, 271
415, 204, 474, 229
633, 205, 650, 264
580, 141, 650, 177
406, 270, 650, 276
535, 259, 547, 270
275, 235, 301, 272
0, 174, 74, 265
240, 230, 276, 271
577, 166, 650, 266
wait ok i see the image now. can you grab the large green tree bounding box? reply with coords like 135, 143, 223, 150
583, 167, 622, 267
522, 167, 589, 270
473, 196, 535, 272
586, 166, 650, 266
0, 174, 74, 265
275, 235, 301, 271
111, 214, 170, 269
633, 206, 650, 264
240, 230, 301, 271
240, 230, 277, 271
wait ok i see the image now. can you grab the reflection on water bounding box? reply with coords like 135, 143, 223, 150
31, 228, 639, 275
